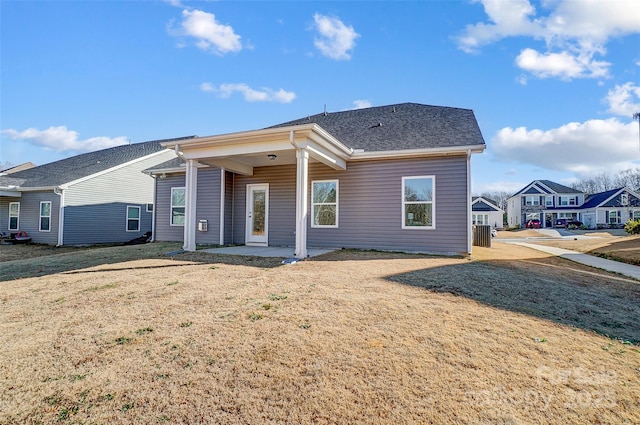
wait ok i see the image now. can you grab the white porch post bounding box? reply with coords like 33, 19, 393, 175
295, 148, 309, 258
184, 159, 198, 251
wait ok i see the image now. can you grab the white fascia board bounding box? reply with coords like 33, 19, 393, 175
165, 123, 353, 159
59, 149, 172, 189
350, 144, 485, 161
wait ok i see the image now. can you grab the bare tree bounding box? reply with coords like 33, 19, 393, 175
1, 161, 14, 172
478, 191, 511, 211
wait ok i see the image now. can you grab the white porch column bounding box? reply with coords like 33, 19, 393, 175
184, 159, 198, 251
295, 148, 309, 258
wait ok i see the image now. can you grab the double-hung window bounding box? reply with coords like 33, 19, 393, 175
8, 202, 20, 231
402, 176, 435, 229
311, 180, 338, 227
633, 210, 640, 221
126, 206, 140, 231
525, 196, 540, 206
171, 187, 186, 226
607, 210, 620, 224
545, 196, 554, 207
472, 214, 489, 225
40, 201, 52, 232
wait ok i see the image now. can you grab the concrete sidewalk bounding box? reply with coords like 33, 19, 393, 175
507, 242, 640, 280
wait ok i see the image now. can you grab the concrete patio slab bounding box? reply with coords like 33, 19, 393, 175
200, 246, 336, 258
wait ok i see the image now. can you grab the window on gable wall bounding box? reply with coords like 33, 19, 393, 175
8, 202, 19, 231
40, 201, 51, 232
402, 176, 435, 229
127, 206, 140, 231
312, 180, 338, 227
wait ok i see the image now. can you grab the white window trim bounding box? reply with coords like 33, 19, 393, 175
545, 196, 554, 206
311, 179, 339, 228
171, 187, 186, 226
402, 175, 436, 230
126, 205, 141, 232
39, 201, 52, 232
146, 203, 154, 213
8, 202, 19, 231
473, 213, 489, 225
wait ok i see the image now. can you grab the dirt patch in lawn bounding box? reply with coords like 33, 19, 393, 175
529, 235, 640, 266
1, 244, 639, 424
494, 229, 546, 239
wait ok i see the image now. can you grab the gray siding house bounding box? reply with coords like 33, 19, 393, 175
149, 103, 486, 256
0, 138, 187, 245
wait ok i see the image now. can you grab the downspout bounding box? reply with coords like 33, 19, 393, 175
54, 187, 64, 246
150, 175, 157, 242
466, 149, 472, 255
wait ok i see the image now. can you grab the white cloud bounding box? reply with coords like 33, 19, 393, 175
201, 82, 296, 103
1, 126, 128, 154
515, 47, 610, 80
173, 9, 242, 55
492, 118, 639, 177
352, 100, 372, 109
312, 13, 360, 60
604, 82, 640, 117
457, 0, 640, 80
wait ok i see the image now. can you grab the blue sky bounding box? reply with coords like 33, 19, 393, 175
1, 0, 639, 194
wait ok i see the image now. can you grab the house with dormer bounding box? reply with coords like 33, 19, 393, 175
507, 180, 640, 229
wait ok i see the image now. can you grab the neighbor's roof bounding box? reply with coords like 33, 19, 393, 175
0, 162, 36, 174
0, 136, 195, 189
267, 102, 486, 151
581, 188, 624, 209
512, 179, 582, 197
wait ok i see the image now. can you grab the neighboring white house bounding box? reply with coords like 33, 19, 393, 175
471, 196, 504, 229
507, 180, 640, 229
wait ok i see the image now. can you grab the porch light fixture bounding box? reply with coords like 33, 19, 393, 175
268, 154, 277, 161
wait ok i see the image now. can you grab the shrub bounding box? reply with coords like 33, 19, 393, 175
624, 219, 640, 234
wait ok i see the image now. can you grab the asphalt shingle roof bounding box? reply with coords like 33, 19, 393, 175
267, 102, 485, 151
513, 180, 581, 196
0, 136, 195, 189
581, 188, 622, 209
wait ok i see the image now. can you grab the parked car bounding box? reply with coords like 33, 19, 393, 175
526, 219, 541, 229
555, 218, 567, 228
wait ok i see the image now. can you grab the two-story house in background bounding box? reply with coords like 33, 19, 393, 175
507, 180, 640, 229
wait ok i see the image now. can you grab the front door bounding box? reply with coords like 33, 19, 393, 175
246, 184, 269, 246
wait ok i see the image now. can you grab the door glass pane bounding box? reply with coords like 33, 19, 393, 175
252, 190, 265, 236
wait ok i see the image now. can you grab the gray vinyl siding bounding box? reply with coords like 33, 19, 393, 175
63, 202, 152, 245
224, 171, 234, 245
153, 168, 222, 244
231, 156, 469, 254
154, 174, 186, 242
60, 150, 176, 245
0, 192, 59, 245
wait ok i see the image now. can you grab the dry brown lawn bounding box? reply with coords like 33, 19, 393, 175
1, 243, 639, 424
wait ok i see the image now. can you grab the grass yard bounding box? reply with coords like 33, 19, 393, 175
1, 243, 639, 424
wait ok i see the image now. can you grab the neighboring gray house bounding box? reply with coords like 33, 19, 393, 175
472, 196, 504, 229
507, 180, 640, 229
506, 180, 584, 228
147, 103, 486, 256
0, 138, 188, 245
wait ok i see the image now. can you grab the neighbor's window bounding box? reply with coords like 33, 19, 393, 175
559, 196, 568, 206
146, 203, 154, 212
171, 187, 186, 226
402, 176, 435, 229
126, 206, 140, 232
525, 196, 540, 206
39, 201, 52, 232
621, 193, 629, 206
633, 210, 640, 220
607, 210, 620, 224
8, 202, 19, 231
472, 214, 489, 225
312, 180, 338, 227
545, 196, 554, 206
